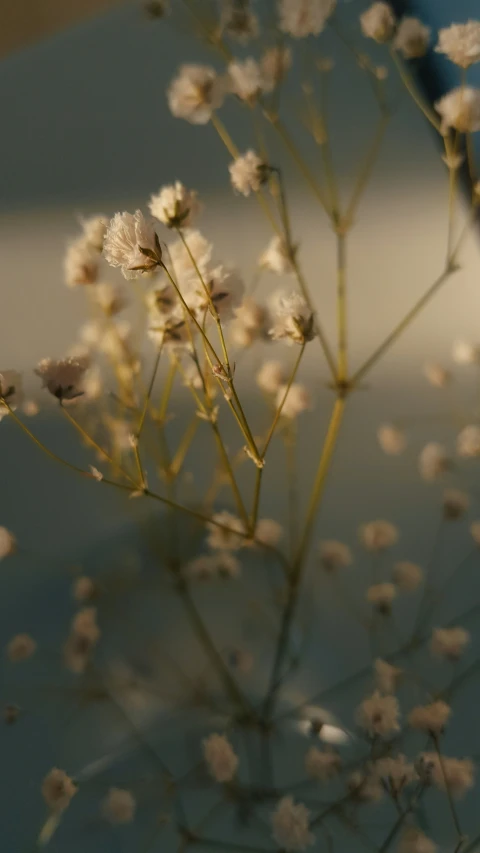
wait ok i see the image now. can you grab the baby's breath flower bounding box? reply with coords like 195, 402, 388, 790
393, 561, 423, 592
357, 692, 400, 737
252, 518, 283, 547
360, 2, 396, 43
104, 210, 160, 279
271, 796, 314, 852
367, 583, 397, 613
0, 370, 23, 419
457, 424, 480, 457
393, 17, 430, 58
435, 87, 480, 133
436, 21, 480, 68
256, 360, 285, 395
0, 526, 16, 559
431, 627, 470, 661
203, 733, 239, 782
375, 658, 402, 694
64, 607, 100, 674
398, 827, 437, 853
418, 442, 450, 481
191, 264, 245, 322
377, 424, 406, 455
261, 45, 292, 92
276, 383, 311, 419
228, 58, 263, 102
80, 214, 108, 250
149, 182, 199, 228
6, 633, 36, 663
220, 0, 259, 43
229, 150, 268, 196
443, 487, 469, 520
168, 228, 213, 279
35, 357, 88, 401
102, 788, 136, 824
278, 0, 335, 38
260, 236, 295, 273
42, 768, 77, 812
234, 297, 266, 332
319, 540, 352, 571
270, 291, 315, 345
423, 362, 451, 388
409, 700, 451, 734
360, 520, 398, 551
452, 339, 480, 364
167, 64, 226, 124
64, 236, 99, 287
72, 576, 96, 602
375, 755, 416, 795
207, 511, 245, 551
348, 769, 384, 802
420, 752, 474, 797
22, 400, 39, 416
95, 283, 126, 317
305, 747, 341, 780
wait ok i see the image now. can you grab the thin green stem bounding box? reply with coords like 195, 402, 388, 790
60, 404, 138, 487
389, 47, 442, 133
262, 344, 306, 458
344, 112, 390, 226
336, 231, 348, 381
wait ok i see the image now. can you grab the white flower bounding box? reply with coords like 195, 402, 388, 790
431, 627, 470, 661
220, 0, 259, 43
64, 236, 99, 287
80, 214, 108, 250
278, 0, 336, 38
418, 442, 450, 481
420, 752, 474, 797
348, 769, 384, 802
305, 747, 341, 780
0, 526, 16, 559
374, 658, 402, 694
270, 291, 315, 345
102, 788, 136, 824
229, 150, 267, 196
436, 21, 480, 68
260, 236, 294, 274
360, 520, 398, 551
435, 87, 480, 133
35, 357, 88, 401
252, 518, 283, 547
319, 540, 352, 571
234, 297, 266, 332
393, 561, 423, 592
167, 64, 226, 124
256, 360, 285, 395
367, 583, 397, 613
203, 733, 238, 782
398, 827, 436, 853
104, 210, 160, 279
189, 264, 245, 322
41, 769, 77, 812
261, 45, 292, 92
423, 362, 451, 388
228, 58, 264, 101
185, 553, 241, 580
149, 182, 199, 228
356, 691, 400, 737
377, 424, 406, 455
6, 633, 36, 663
443, 487, 469, 519
375, 755, 416, 795
168, 229, 213, 279
457, 424, 480, 457
207, 511, 245, 551
272, 796, 314, 852
360, 2, 396, 43
94, 282, 126, 316
394, 17, 430, 58
276, 383, 311, 419
452, 339, 480, 364
408, 700, 451, 734
0, 370, 23, 419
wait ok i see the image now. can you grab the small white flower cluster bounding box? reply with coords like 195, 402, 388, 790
6, 633, 37, 663
419, 752, 474, 797
64, 606, 101, 674
42, 768, 77, 813
271, 795, 314, 851
436, 21, 480, 68
101, 788, 136, 824
64, 214, 107, 288
278, 0, 336, 39
359, 520, 398, 551
435, 87, 480, 134
203, 733, 238, 782
185, 512, 282, 581
360, 2, 430, 57
408, 700, 451, 735
356, 691, 400, 737
270, 290, 316, 346
35, 357, 89, 402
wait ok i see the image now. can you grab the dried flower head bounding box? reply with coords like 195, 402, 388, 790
418, 442, 450, 481
261, 45, 292, 92
80, 214, 108, 250
0, 526, 16, 559
377, 424, 406, 455
443, 487, 469, 520
278, 0, 336, 38
319, 540, 352, 571
42, 768, 77, 812
102, 788, 136, 824
452, 339, 480, 364
271, 796, 314, 851
35, 357, 88, 401
168, 64, 226, 124
375, 658, 402, 694
229, 150, 268, 196
0, 370, 23, 421
203, 733, 239, 782
256, 360, 285, 395
275, 383, 311, 419
457, 424, 480, 457
228, 57, 264, 102
252, 518, 283, 547
423, 362, 451, 388
348, 769, 384, 802
420, 752, 475, 797
305, 747, 341, 780
394, 17, 430, 58
393, 561, 423, 592
436, 21, 480, 68
64, 236, 99, 287
260, 235, 295, 274
6, 633, 36, 662
398, 827, 437, 853
435, 87, 480, 133
207, 511, 245, 551
360, 520, 398, 551
431, 627, 470, 661
356, 691, 400, 737
149, 182, 198, 228
104, 210, 160, 279
360, 2, 396, 43
367, 582, 397, 613
220, 0, 259, 43
375, 754, 416, 795
408, 700, 451, 734
270, 291, 315, 345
